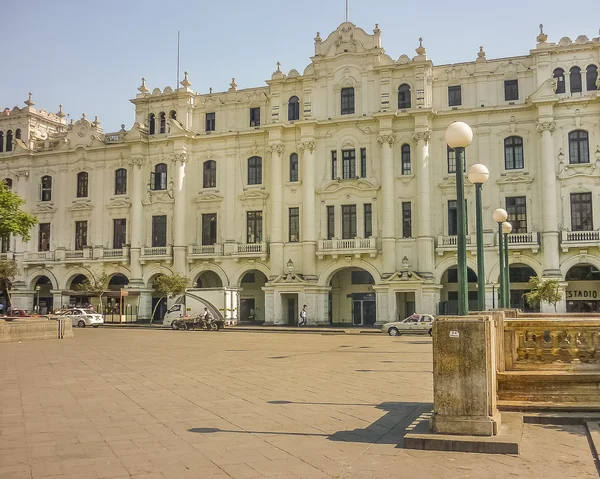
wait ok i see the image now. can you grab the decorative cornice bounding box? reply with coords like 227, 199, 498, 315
377, 135, 395, 146
298, 140, 316, 152
411, 130, 431, 143
536, 122, 556, 133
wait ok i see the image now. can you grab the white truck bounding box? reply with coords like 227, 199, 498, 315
162, 288, 239, 329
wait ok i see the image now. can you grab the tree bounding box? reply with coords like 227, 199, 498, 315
0, 182, 37, 241
0, 260, 19, 307
524, 276, 563, 312
72, 270, 111, 313
149, 273, 189, 324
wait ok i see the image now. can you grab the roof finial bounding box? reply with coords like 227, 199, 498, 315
415, 37, 426, 56
315, 32, 322, 42
24, 92, 34, 107
81, 112, 86, 120
477, 45, 486, 59
209, 87, 213, 95
276, 61, 281, 72
537, 23, 548, 43
138, 77, 149, 94
229, 78, 238, 92
180, 71, 191, 88
57, 104, 66, 118
93, 116, 100, 126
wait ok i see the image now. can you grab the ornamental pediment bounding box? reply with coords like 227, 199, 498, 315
106, 198, 132, 209
319, 178, 379, 195
316, 22, 381, 58
142, 191, 174, 205
558, 160, 600, 180
68, 201, 93, 212
238, 189, 269, 202
438, 176, 474, 191
268, 272, 308, 285
32, 203, 57, 214
194, 192, 224, 204
496, 173, 534, 186
382, 271, 426, 283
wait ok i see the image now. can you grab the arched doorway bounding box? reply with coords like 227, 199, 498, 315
508, 264, 539, 312
33, 276, 53, 313
440, 266, 478, 314
239, 270, 267, 324
329, 268, 376, 326
68, 274, 91, 308
195, 271, 223, 288
104, 274, 130, 316
565, 264, 600, 312
148, 274, 168, 322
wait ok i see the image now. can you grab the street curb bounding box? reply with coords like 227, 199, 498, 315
99, 323, 382, 334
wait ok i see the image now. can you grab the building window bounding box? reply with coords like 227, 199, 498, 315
38, 223, 50, 251
148, 114, 156, 134
113, 219, 126, 249
448, 85, 462, 106
289, 207, 299, 242
447, 200, 467, 235
152, 163, 168, 190
553, 68, 565, 94
76, 172, 88, 198
505, 196, 527, 233
342, 205, 357, 239
203, 160, 217, 188
15, 128, 21, 140
289, 153, 298, 182
115, 168, 127, 195
504, 136, 524, 170
250, 107, 260, 127
342, 149, 356, 179
360, 148, 367, 178
504, 79, 519, 101
159, 112, 166, 133
331, 151, 337, 179
288, 96, 300, 121
571, 192, 593, 231
569, 130, 589, 164
151, 215, 167, 247
5, 130, 12, 152
327, 206, 335, 239
587, 65, 598, 91
364, 204, 372, 238
1, 236, 9, 253
0, 131, 3, 152
205, 112, 215, 132
341, 87, 355, 115
201, 213, 217, 245
401, 144, 411, 175
169, 110, 177, 120
447, 147, 466, 174
570, 66, 582, 93
3, 178, 12, 189
351, 271, 374, 284
402, 202, 412, 238
398, 84, 411, 109
246, 211, 263, 243
247, 156, 262, 185
75, 221, 88, 250
41, 175, 52, 201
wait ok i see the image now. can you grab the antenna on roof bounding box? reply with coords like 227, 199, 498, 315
177, 31, 180, 91
345, 0, 349, 22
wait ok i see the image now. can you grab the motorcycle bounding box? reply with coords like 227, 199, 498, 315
172, 314, 224, 331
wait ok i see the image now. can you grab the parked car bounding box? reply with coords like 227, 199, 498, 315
381, 314, 435, 336
62, 308, 104, 328
2, 309, 31, 319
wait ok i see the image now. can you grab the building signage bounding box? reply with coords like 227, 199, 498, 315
566, 282, 600, 300
566, 290, 599, 299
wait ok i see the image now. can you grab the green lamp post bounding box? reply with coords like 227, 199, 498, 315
502, 221, 513, 309
468, 164, 490, 311
445, 122, 474, 316
493, 208, 508, 307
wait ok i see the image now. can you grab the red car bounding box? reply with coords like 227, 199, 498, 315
2, 309, 31, 320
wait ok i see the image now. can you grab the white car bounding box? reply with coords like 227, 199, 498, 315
64, 309, 104, 328
381, 314, 435, 337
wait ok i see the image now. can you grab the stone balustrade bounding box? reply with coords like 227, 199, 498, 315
317, 237, 377, 259
561, 230, 600, 252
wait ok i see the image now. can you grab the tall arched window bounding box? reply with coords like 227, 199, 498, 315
248, 156, 262, 185
569, 130, 589, 164
203, 160, 217, 188
504, 136, 524, 170
341, 87, 355, 115
15, 128, 21, 140
153, 163, 167, 190
148, 114, 155, 135
288, 96, 300, 121
159, 112, 166, 133
3, 178, 12, 189
0, 131, 3, 152
587, 65, 598, 91
41, 175, 52, 201
5, 130, 12, 152
570, 66, 582, 93
115, 168, 127, 195
169, 110, 177, 120
401, 144, 411, 175
398, 84, 411, 109
76, 172, 89, 198
289, 153, 299, 182
553, 68, 565, 94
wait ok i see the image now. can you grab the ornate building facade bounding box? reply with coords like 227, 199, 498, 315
1, 23, 600, 323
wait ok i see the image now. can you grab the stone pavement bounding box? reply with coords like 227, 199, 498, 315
0, 329, 597, 479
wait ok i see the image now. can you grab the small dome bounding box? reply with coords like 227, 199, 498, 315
163, 86, 173, 93
558, 37, 572, 46
397, 54, 410, 64
575, 35, 589, 44
151, 88, 161, 95
288, 69, 299, 78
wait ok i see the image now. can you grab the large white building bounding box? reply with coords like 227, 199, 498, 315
1, 23, 600, 324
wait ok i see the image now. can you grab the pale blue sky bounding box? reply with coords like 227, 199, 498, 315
2, 0, 598, 131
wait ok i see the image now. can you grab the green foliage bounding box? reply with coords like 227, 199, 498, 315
524, 276, 563, 312
0, 183, 37, 241
0, 260, 19, 306
72, 270, 112, 312
149, 273, 189, 324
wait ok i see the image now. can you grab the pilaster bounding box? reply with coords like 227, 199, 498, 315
377, 133, 396, 274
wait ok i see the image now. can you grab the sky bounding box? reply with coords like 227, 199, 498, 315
2, 0, 599, 132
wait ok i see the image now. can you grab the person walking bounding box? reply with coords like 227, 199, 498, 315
299, 304, 307, 327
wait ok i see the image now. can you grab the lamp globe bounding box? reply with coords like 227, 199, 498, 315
502, 222, 513, 234
468, 164, 490, 185
445, 122, 473, 148
493, 208, 508, 223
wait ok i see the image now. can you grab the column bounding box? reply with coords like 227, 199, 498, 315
537, 121, 560, 277
172, 152, 187, 274
268, 143, 284, 277
299, 140, 317, 280
93, 167, 104, 248
377, 134, 396, 275
14, 172, 29, 257
412, 130, 434, 277
129, 156, 145, 286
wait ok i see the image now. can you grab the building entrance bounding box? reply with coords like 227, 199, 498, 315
352, 293, 376, 326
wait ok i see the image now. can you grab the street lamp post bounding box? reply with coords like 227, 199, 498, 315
502, 221, 513, 309
492, 209, 508, 307
35, 285, 41, 313
445, 122, 474, 316
468, 164, 490, 311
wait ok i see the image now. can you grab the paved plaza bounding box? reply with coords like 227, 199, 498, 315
0, 328, 598, 478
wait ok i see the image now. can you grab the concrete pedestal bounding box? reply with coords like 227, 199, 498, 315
430, 315, 501, 436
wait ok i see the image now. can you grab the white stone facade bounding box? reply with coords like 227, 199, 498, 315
1, 23, 600, 323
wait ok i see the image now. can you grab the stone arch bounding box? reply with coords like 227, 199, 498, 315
561, 254, 600, 279
231, 262, 271, 287
318, 260, 382, 287
488, 256, 542, 283
434, 257, 479, 284
189, 263, 229, 287
26, 269, 59, 290
62, 268, 94, 290
143, 265, 175, 288
334, 131, 362, 152
102, 264, 132, 279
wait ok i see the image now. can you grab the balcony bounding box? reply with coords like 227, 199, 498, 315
317, 237, 377, 259
96, 247, 130, 262
187, 244, 224, 262
561, 230, 600, 252
504, 231, 540, 253
24, 251, 55, 263
140, 245, 173, 263
231, 242, 269, 261
436, 233, 494, 256
0, 252, 14, 261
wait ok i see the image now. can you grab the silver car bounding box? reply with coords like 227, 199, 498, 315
64, 309, 104, 328
381, 314, 434, 336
